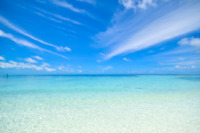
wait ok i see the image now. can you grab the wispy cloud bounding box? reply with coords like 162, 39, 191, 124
51, 0, 97, 20
52, 0, 86, 13
159, 37, 200, 56
56, 46, 71, 52
0, 30, 68, 59
106, 2, 200, 59
58, 65, 73, 71
0, 16, 71, 52
34, 8, 81, 25
174, 65, 197, 70
53, 14, 81, 25
44, 67, 56, 71
156, 51, 200, 69
33, 56, 43, 60
96, 0, 200, 60
58, 65, 82, 73
0, 60, 56, 71
34, 11, 62, 23
178, 37, 200, 49
123, 57, 131, 62
0, 56, 5, 61
0, 29, 43, 50
119, 0, 156, 10
25, 58, 37, 63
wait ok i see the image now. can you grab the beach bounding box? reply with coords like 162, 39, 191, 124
0, 75, 200, 133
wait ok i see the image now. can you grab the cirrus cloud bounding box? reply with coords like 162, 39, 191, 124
95, 0, 200, 60
0, 29, 68, 59
178, 37, 200, 48
123, 57, 131, 62
0, 56, 5, 61
25, 58, 37, 63
0, 16, 71, 52
33, 56, 43, 60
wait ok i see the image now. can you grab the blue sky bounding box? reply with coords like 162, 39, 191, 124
0, 0, 200, 74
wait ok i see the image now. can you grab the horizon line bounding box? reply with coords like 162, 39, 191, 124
1, 74, 200, 76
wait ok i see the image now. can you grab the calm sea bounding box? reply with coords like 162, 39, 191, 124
0, 75, 200, 133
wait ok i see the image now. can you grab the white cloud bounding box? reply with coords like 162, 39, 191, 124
123, 57, 131, 62
58, 65, 75, 72
56, 46, 71, 52
103, 65, 112, 71
58, 66, 63, 70
33, 56, 43, 60
119, 0, 156, 10
52, 14, 81, 25
0, 29, 43, 50
99, 1, 200, 60
0, 30, 68, 59
0, 60, 56, 71
138, 0, 156, 9
178, 37, 200, 48
25, 58, 38, 63
0, 16, 71, 52
119, 0, 134, 9
34, 8, 81, 25
51, 0, 97, 20
52, 0, 86, 13
174, 65, 197, 69
41, 62, 50, 67
0, 56, 5, 61
44, 67, 56, 71
34, 11, 62, 23
175, 65, 181, 69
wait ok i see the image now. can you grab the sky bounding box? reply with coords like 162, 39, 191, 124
0, 0, 200, 75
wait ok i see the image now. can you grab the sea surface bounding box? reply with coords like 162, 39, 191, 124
0, 75, 200, 133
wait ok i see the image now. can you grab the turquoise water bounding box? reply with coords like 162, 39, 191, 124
0, 75, 200, 133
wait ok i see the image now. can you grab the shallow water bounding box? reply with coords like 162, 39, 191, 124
0, 75, 200, 133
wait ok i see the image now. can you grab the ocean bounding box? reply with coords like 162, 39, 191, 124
0, 75, 200, 133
